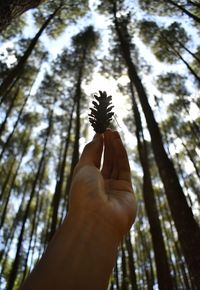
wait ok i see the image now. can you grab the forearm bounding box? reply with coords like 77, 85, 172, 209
21, 210, 120, 290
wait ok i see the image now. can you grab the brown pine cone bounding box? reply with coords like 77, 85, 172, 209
89, 91, 114, 133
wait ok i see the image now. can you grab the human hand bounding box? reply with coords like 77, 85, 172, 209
68, 129, 137, 241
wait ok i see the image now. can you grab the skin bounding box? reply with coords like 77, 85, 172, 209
21, 129, 137, 290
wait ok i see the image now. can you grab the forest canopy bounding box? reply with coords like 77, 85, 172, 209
0, 0, 200, 289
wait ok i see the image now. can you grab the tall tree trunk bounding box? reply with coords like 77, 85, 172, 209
114, 260, 119, 290
187, 0, 200, 9
49, 101, 75, 240
163, 35, 200, 84
63, 64, 84, 211
0, 6, 60, 100
6, 107, 53, 290
137, 223, 154, 289
0, 60, 42, 162
121, 243, 128, 290
113, 3, 200, 287
178, 40, 200, 65
0, 87, 19, 136
0, 0, 46, 32
0, 158, 16, 200
167, 0, 200, 23
0, 92, 28, 161
157, 189, 195, 289
0, 144, 27, 229
125, 233, 138, 290
0, 182, 27, 266
64, 96, 81, 212
130, 85, 174, 290
174, 240, 193, 290
173, 128, 200, 180
21, 164, 46, 284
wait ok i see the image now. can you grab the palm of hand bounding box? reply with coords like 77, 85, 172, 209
69, 130, 137, 239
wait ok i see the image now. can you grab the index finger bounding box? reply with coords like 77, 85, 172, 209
112, 131, 131, 182
73, 134, 103, 176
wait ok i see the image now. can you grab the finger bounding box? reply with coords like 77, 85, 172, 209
76, 134, 103, 171
112, 131, 131, 182
101, 129, 114, 179
110, 132, 119, 179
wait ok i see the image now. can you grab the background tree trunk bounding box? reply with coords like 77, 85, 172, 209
112, 2, 200, 287
0, 0, 46, 32
0, 6, 60, 100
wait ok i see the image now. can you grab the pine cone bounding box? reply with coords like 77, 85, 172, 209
89, 91, 114, 133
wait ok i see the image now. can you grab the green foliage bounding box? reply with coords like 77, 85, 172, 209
156, 73, 189, 96
138, 0, 178, 15
0, 15, 27, 40
138, 20, 190, 63
33, 0, 89, 38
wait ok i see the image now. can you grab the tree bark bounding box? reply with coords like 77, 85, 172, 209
178, 40, 200, 65
163, 35, 200, 84
130, 84, 174, 290
0, 5, 60, 100
121, 243, 128, 290
0, 0, 46, 32
0, 158, 16, 200
112, 2, 200, 288
0, 147, 26, 229
167, 0, 200, 23
187, 0, 200, 9
0, 87, 19, 137
63, 57, 85, 213
6, 107, 53, 290
49, 101, 75, 240
0, 60, 43, 162
21, 166, 46, 284
125, 233, 138, 290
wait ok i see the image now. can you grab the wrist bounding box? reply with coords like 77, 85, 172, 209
66, 208, 122, 246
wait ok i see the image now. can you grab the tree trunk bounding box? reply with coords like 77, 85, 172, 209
0, 158, 16, 200
121, 243, 128, 290
0, 0, 46, 32
157, 189, 195, 289
187, 0, 200, 9
167, 0, 200, 23
137, 224, 154, 289
0, 87, 20, 137
0, 92, 28, 161
125, 233, 138, 290
0, 182, 27, 267
178, 40, 200, 65
63, 62, 85, 211
161, 33, 200, 84
49, 101, 75, 240
130, 84, 174, 290
6, 107, 53, 290
0, 5, 60, 100
0, 60, 42, 162
113, 3, 200, 288
0, 146, 26, 229
114, 261, 119, 290
21, 165, 46, 284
